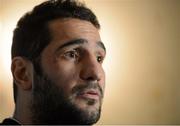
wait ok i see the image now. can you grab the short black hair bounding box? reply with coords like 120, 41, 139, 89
12, 0, 100, 103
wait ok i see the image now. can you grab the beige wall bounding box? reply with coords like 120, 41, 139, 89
0, 0, 180, 124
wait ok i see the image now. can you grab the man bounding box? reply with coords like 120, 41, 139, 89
1, 0, 106, 125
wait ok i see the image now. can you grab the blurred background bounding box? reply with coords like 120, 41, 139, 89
0, 0, 180, 125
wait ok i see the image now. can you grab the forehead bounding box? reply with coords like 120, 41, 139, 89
48, 18, 100, 43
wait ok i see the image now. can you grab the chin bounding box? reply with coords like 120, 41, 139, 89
71, 99, 101, 122
76, 105, 101, 125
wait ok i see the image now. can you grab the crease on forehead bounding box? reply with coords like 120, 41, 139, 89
47, 18, 100, 43
48, 18, 99, 34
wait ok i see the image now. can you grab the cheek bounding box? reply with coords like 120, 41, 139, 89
100, 69, 106, 91
41, 49, 79, 94
48, 63, 79, 93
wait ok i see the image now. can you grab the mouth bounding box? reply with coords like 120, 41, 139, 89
78, 89, 100, 100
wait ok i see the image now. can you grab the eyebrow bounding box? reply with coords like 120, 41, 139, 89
55, 38, 106, 52
97, 41, 106, 52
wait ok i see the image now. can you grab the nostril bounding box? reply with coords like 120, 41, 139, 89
86, 76, 100, 81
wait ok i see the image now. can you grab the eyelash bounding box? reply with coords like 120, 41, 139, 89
63, 49, 104, 63
63, 49, 79, 60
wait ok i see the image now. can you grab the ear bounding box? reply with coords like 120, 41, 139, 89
11, 57, 33, 90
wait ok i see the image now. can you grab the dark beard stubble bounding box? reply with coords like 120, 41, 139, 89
30, 65, 104, 125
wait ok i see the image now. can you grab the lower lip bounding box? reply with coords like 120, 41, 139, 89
79, 93, 99, 100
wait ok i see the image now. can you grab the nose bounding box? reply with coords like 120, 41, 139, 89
79, 56, 103, 82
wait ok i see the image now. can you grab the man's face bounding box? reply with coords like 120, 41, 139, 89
31, 18, 106, 124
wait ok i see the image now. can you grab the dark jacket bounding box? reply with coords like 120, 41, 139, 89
0, 118, 20, 125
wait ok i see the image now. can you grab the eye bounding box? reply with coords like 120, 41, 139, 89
63, 49, 79, 60
97, 55, 104, 63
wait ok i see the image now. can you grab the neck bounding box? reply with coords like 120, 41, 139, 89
13, 94, 32, 124
13, 105, 32, 124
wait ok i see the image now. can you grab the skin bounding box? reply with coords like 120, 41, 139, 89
11, 18, 106, 124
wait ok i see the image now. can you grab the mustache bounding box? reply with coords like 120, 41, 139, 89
71, 82, 104, 98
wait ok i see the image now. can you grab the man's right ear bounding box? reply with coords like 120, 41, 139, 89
11, 57, 33, 90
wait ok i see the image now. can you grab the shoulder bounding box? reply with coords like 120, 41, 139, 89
0, 118, 20, 125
